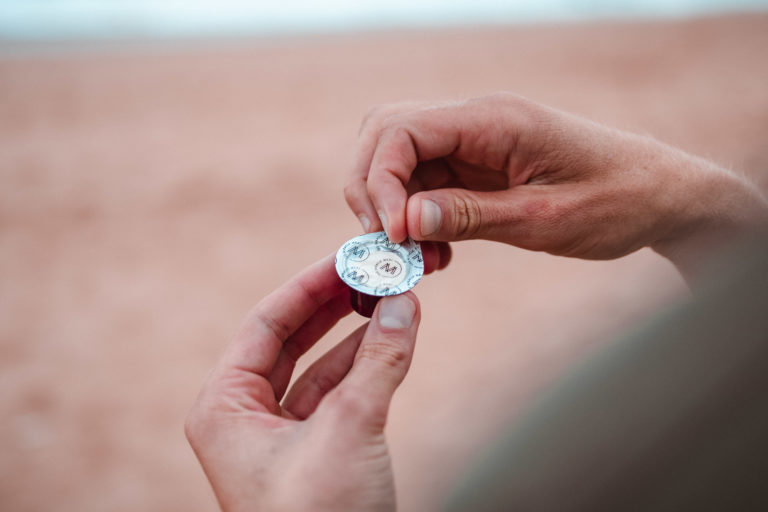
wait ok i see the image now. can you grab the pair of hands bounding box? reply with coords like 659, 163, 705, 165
188, 93, 768, 511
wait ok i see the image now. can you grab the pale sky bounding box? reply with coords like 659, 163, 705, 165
1, 0, 767, 40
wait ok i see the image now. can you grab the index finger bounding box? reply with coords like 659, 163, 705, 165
220, 254, 348, 377
345, 102, 432, 234
366, 108, 462, 242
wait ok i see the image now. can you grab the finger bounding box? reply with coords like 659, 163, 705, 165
437, 241, 453, 269
366, 94, 547, 242
405, 187, 542, 243
413, 158, 461, 191
282, 323, 367, 419
268, 290, 353, 401
419, 241, 452, 274
221, 254, 347, 378
345, 134, 383, 233
366, 109, 462, 243
404, 171, 426, 197
270, 239, 447, 403
346, 102, 431, 233
420, 241, 439, 274
320, 292, 420, 430
408, 159, 458, 195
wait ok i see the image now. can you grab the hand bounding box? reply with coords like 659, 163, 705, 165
185, 253, 442, 511
344, 93, 768, 271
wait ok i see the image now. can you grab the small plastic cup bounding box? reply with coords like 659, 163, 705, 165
335, 231, 424, 317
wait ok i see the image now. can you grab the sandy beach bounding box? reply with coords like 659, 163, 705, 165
1, 14, 767, 511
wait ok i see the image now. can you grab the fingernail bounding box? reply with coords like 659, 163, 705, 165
420, 199, 442, 236
378, 295, 415, 330
358, 214, 371, 232
377, 210, 388, 233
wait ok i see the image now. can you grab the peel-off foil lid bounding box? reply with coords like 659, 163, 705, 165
335, 231, 424, 297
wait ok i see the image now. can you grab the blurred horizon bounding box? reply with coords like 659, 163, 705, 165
2, 0, 768, 42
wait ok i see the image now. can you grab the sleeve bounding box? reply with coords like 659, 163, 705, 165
446, 233, 768, 512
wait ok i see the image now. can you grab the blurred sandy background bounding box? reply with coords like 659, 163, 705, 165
2, 13, 768, 511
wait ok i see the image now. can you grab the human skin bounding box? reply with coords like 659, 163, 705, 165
344, 93, 768, 281
188, 94, 768, 511
185, 249, 447, 512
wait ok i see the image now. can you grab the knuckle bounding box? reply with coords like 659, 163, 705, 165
257, 310, 292, 343
357, 340, 409, 369
307, 371, 337, 397
451, 192, 483, 239
536, 197, 569, 231
378, 122, 405, 143
360, 104, 387, 130
343, 182, 361, 206
517, 197, 569, 252
476, 92, 543, 136
469, 91, 525, 111
360, 103, 402, 134
327, 386, 369, 417
487, 90, 522, 104
362, 105, 419, 140
522, 196, 555, 222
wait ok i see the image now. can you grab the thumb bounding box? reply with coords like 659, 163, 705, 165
322, 293, 420, 430
406, 188, 536, 243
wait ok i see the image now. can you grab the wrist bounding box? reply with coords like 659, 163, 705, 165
651, 152, 768, 284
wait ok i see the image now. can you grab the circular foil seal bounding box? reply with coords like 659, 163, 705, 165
335, 231, 424, 297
